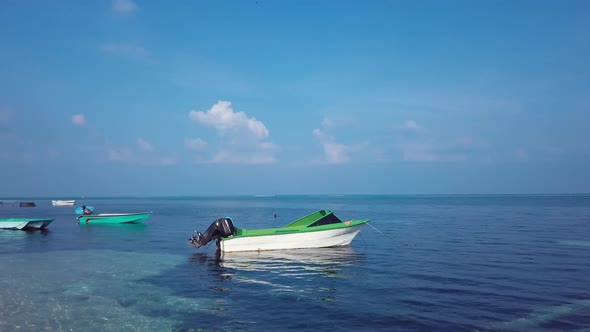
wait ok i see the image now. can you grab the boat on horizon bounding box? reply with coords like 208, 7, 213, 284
188, 210, 370, 253
0, 218, 54, 230
52, 200, 76, 206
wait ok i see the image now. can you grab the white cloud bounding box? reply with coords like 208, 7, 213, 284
137, 137, 155, 152
322, 142, 350, 163
185, 138, 208, 150
189, 101, 269, 140
188, 101, 277, 164
312, 118, 365, 164
312, 128, 351, 164
312, 128, 328, 141
402, 120, 421, 132
321, 117, 334, 129
112, 0, 137, 14
257, 141, 277, 151
395, 119, 424, 139
108, 147, 134, 162
72, 114, 86, 126
320, 116, 356, 129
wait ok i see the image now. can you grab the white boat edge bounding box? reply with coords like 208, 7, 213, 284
0, 219, 54, 230
52, 200, 76, 206
220, 223, 367, 253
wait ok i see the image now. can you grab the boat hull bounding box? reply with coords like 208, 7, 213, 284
52, 200, 76, 206
77, 212, 152, 224
0, 218, 54, 230
220, 223, 367, 253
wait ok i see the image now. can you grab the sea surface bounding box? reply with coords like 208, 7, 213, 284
0, 195, 589, 331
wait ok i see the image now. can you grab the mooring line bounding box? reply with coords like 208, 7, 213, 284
367, 222, 396, 241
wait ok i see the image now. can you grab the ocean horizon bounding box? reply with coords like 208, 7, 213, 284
3, 193, 590, 200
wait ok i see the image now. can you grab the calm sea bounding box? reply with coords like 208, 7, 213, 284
0, 195, 589, 331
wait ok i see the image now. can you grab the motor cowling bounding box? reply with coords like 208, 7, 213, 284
216, 217, 235, 238
188, 217, 236, 248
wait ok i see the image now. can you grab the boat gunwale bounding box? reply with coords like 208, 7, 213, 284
0, 218, 55, 223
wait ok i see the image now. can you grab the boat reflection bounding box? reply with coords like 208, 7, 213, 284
78, 222, 149, 229
187, 248, 366, 298
24, 228, 50, 235
217, 246, 366, 277
0, 228, 49, 238
0, 230, 28, 240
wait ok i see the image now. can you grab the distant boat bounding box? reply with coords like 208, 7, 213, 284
0, 218, 54, 230
77, 212, 152, 225
19, 202, 36, 207
188, 209, 370, 253
52, 200, 76, 206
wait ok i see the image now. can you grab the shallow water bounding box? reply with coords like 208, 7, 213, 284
1, 195, 589, 331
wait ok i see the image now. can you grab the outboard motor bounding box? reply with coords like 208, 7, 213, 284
188, 217, 235, 248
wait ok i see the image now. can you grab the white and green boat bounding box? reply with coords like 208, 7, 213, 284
188, 210, 370, 253
0, 218, 54, 230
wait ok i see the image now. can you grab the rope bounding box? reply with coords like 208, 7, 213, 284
359, 231, 369, 248
366, 222, 416, 247
367, 222, 396, 241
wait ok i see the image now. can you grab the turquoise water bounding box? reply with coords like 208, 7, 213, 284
1, 195, 589, 331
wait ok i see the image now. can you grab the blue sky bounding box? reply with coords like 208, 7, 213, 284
1, 0, 589, 196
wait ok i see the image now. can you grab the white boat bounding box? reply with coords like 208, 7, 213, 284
52, 200, 76, 206
0, 218, 55, 230
189, 210, 370, 253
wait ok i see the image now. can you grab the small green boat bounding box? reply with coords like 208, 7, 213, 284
77, 212, 152, 225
